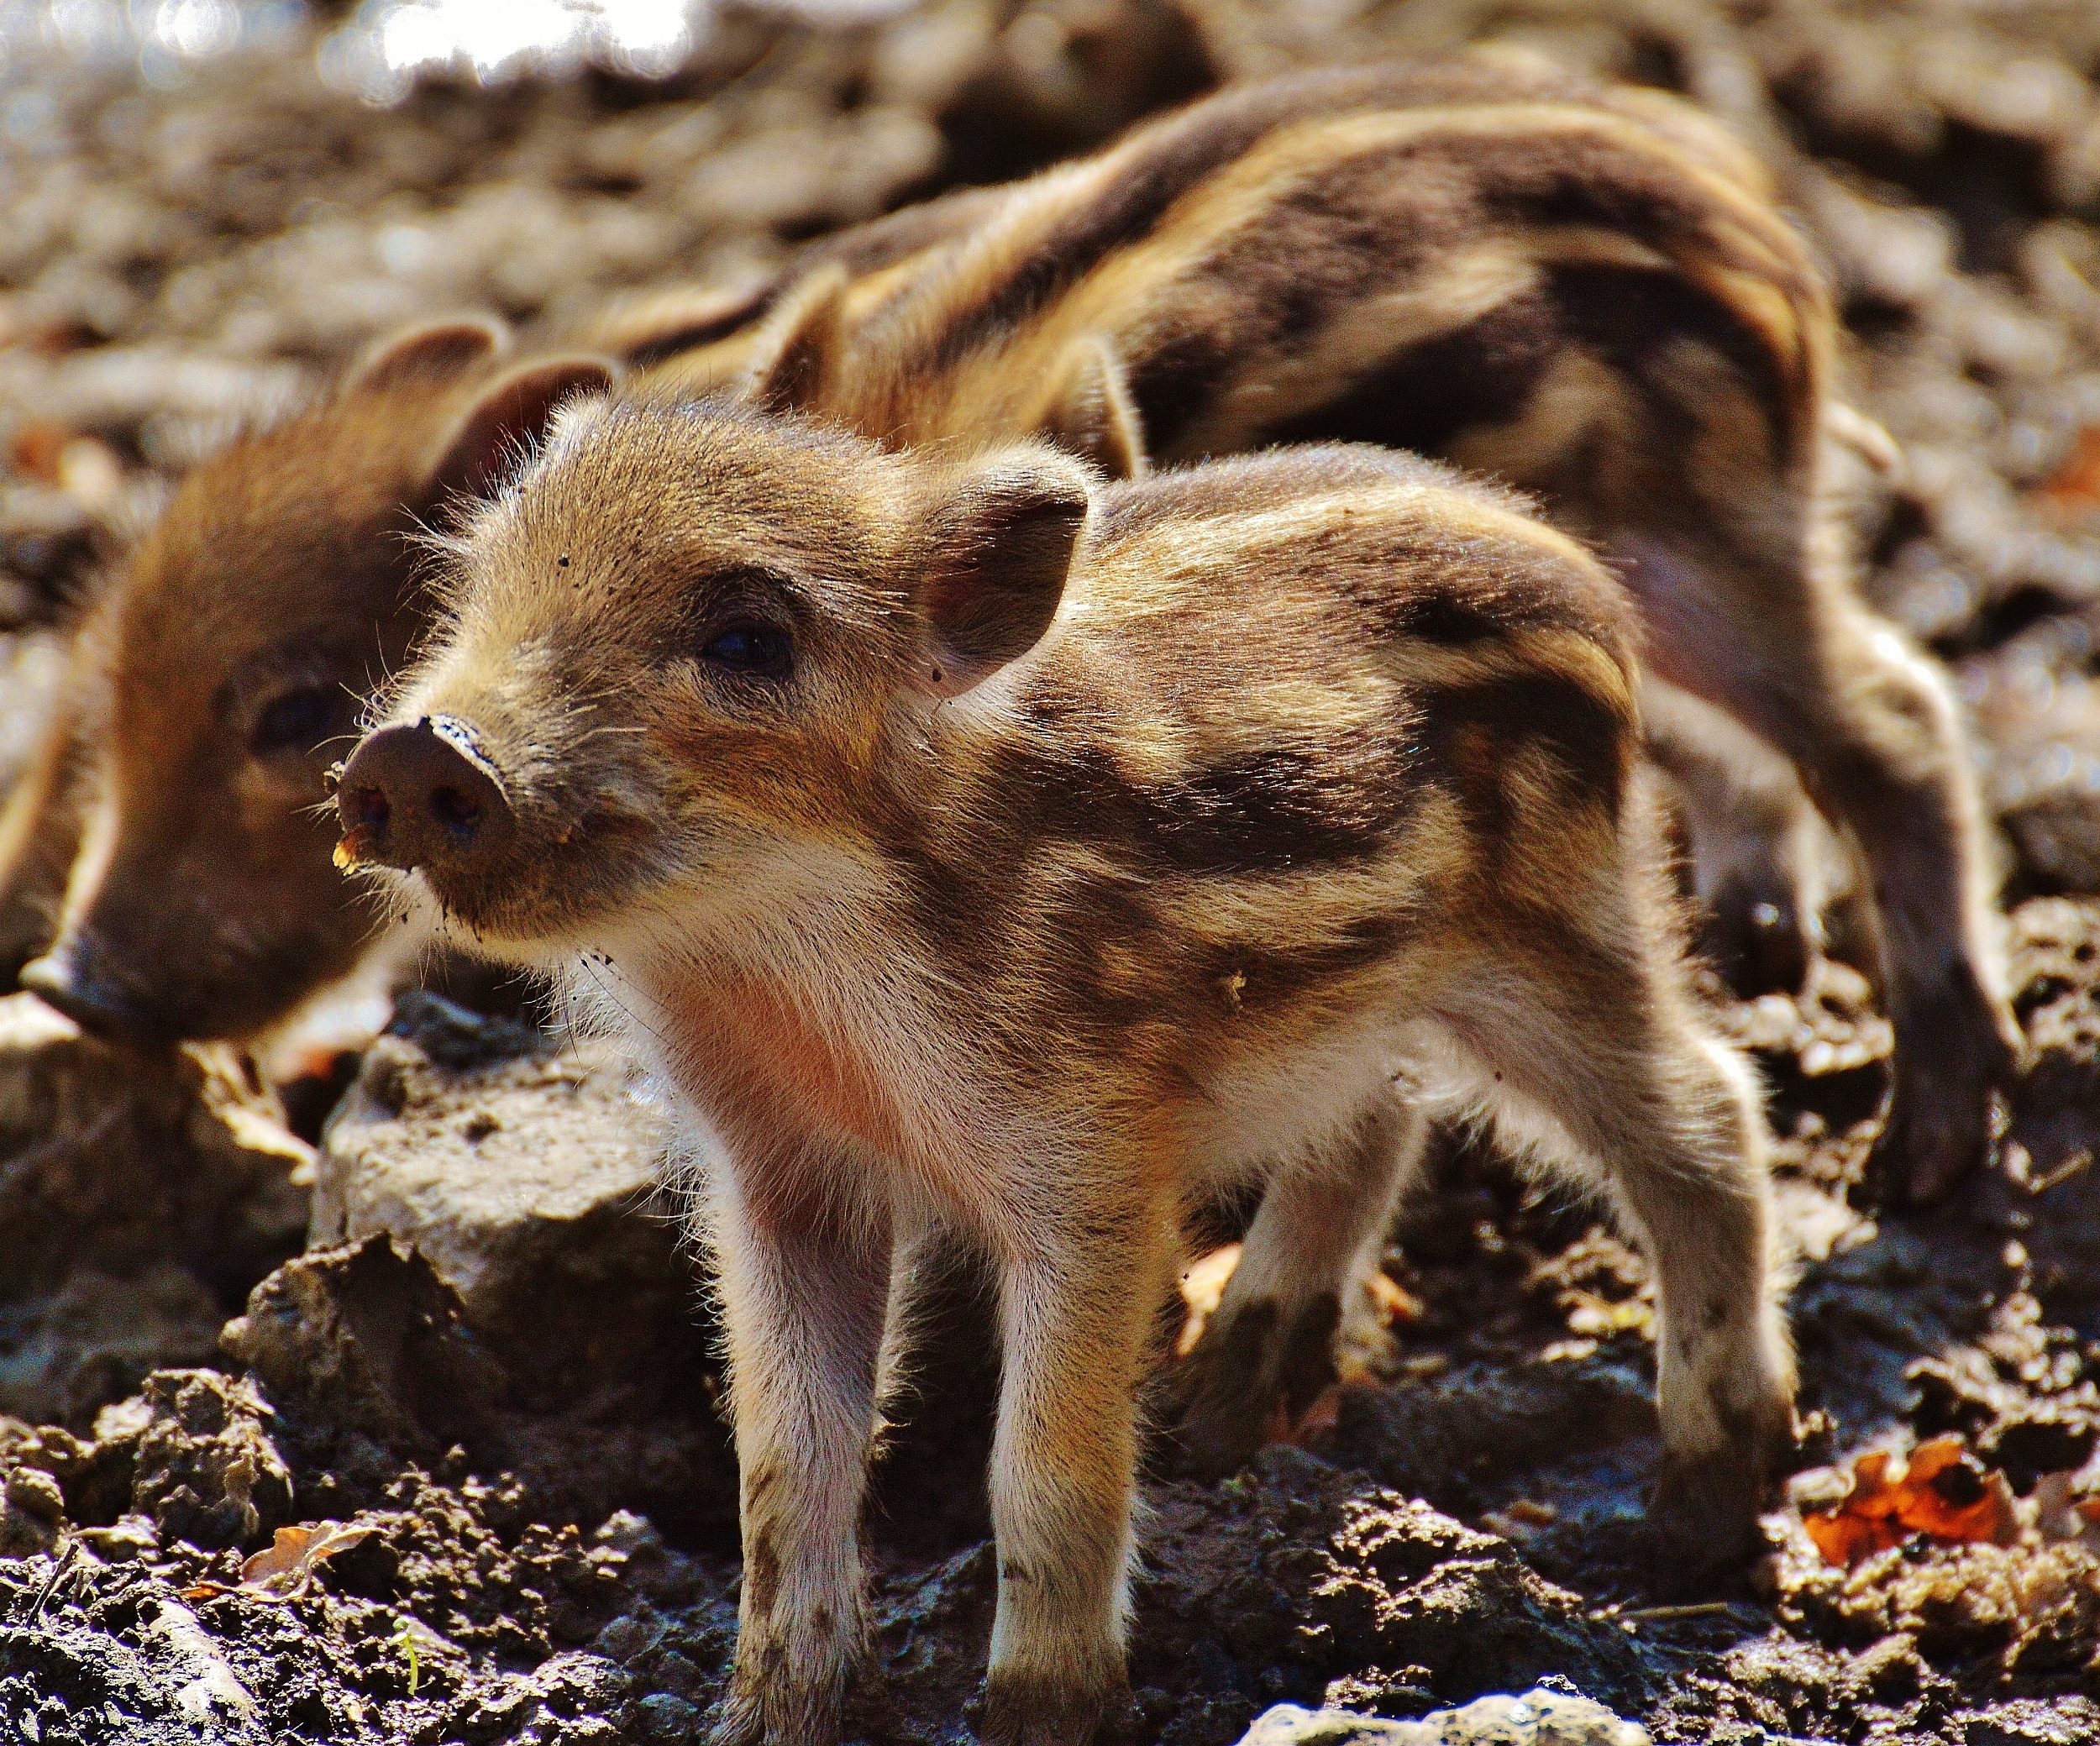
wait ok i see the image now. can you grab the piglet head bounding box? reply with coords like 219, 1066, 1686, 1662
336, 393, 1091, 961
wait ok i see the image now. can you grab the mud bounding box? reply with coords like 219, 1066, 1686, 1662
9, 1, 2100, 1742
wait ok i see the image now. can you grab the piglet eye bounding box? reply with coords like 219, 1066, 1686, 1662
701, 621, 793, 680
250, 684, 336, 754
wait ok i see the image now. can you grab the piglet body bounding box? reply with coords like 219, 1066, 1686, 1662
340, 399, 1793, 1745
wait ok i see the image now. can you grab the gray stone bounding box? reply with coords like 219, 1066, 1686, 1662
1239, 1687, 1650, 1746
0, 1266, 223, 1429
0, 992, 313, 1312
1963, 1699, 2100, 1746
309, 1009, 692, 1401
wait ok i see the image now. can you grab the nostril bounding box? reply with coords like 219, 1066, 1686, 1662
345, 785, 391, 833
430, 784, 482, 839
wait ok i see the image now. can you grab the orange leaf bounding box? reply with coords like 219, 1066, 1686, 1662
239, 1521, 372, 1594
1363, 1269, 1422, 1324
1803, 1437, 2017, 1567
1892, 1437, 2017, 1546
2040, 426, 2100, 514
1173, 1244, 1242, 1359
1803, 1505, 1903, 1567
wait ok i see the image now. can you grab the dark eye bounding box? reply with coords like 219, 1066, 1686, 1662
701, 621, 793, 680
250, 685, 336, 754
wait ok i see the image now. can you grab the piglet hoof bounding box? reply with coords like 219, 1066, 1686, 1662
1648, 1450, 1765, 1594
1163, 1294, 1340, 1484
1868, 976, 2021, 1208
1649, 1396, 1794, 1594
981, 1668, 1123, 1746
702, 1689, 767, 1746
705, 1677, 844, 1746
1161, 1308, 1277, 1483
1699, 875, 1811, 999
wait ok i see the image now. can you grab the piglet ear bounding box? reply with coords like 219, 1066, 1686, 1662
919, 448, 1092, 697
1046, 336, 1149, 481
741, 265, 848, 414
349, 317, 509, 392
426, 356, 617, 502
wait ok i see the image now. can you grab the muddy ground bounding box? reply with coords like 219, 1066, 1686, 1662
9, 1, 2100, 1742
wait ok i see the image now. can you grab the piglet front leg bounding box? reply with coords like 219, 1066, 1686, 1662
984, 1197, 1175, 1746
706, 1156, 890, 1746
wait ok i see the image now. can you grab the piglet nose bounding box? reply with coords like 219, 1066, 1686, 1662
335, 714, 514, 875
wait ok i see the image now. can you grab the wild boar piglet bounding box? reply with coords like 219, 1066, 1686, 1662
336, 396, 1794, 1746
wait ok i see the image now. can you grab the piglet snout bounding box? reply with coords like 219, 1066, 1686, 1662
20, 935, 161, 1044
336, 715, 514, 876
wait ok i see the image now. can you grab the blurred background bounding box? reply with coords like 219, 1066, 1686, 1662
8, 14, 2100, 1740
5, 0, 2100, 912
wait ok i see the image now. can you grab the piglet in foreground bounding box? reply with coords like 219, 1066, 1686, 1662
336, 396, 1794, 1746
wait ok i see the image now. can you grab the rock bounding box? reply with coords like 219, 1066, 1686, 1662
1238, 1687, 1649, 1745
0, 992, 313, 1310
0, 1462, 63, 1558
221, 1237, 507, 1469
128, 1370, 293, 1553
223, 1238, 737, 1537
1132, 1450, 1649, 1718
1969, 899, 2100, 1302
310, 995, 690, 1405
0, 1265, 224, 1431
1963, 1699, 2100, 1745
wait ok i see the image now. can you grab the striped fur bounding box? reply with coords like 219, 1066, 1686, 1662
349, 399, 1795, 1746
622, 54, 2018, 1203
0, 51, 2008, 1158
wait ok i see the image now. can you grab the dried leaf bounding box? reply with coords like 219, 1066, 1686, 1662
1173, 1244, 1242, 1359
2040, 426, 2100, 516
1803, 1436, 2019, 1567
239, 1521, 372, 1595
1362, 1269, 1421, 1324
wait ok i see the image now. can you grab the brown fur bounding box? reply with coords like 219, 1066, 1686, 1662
0, 50, 2011, 1197
3, 323, 610, 1041
341, 399, 1795, 1744
691, 56, 2016, 1202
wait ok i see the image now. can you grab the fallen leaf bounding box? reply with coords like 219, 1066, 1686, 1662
1174, 1243, 1242, 1359
239, 1521, 372, 1595
9, 420, 67, 483
1362, 1269, 1421, 1324
1564, 1289, 1655, 1340
1803, 1436, 2019, 1567
2039, 426, 2100, 517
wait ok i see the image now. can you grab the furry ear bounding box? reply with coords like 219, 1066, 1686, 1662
349, 317, 510, 392
918, 448, 1093, 697
583, 279, 778, 369
427, 356, 617, 501
1045, 336, 1149, 480
741, 265, 848, 414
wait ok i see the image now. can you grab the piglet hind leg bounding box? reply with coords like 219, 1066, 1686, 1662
705, 1159, 891, 1746
1168, 1095, 1427, 1481
1630, 530, 2021, 1204
982, 1194, 1179, 1746
1441, 880, 1795, 1579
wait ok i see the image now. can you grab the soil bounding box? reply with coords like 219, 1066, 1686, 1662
9, 3, 2100, 1743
